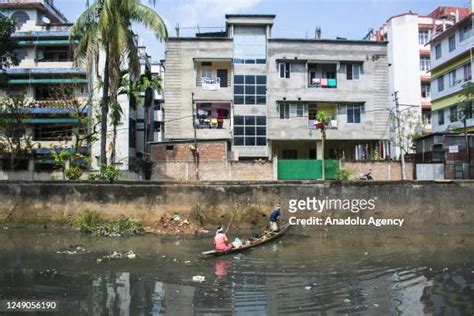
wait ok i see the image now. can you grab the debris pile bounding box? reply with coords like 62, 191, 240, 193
146, 212, 204, 235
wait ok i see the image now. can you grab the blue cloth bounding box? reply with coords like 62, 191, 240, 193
269, 209, 281, 222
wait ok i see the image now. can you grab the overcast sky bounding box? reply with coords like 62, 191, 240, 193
54, 0, 470, 62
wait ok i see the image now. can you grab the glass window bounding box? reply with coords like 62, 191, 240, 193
11, 11, 30, 29
347, 104, 362, 123
419, 30, 430, 45
296, 104, 304, 117
438, 109, 445, 125
233, 75, 266, 105
233, 26, 266, 64
463, 63, 472, 81
280, 104, 290, 119
435, 44, 442, 59
448, 70, 457, 87
421, 84, 431, 98
279, 62, 290, 78
233, 115, 266, 147
448, 35, 456, 52
459, 22, 471, 42
437, 75, 444, 91
346, 64, 361, 80
450, 106, 458, 122
420, 57, 430, 72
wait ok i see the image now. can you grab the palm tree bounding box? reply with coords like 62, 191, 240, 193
134, 71, 162, 153
71, 0, 167, 166
316, 111, 331, 180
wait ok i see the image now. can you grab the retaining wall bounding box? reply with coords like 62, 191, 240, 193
0, 181, 473, 231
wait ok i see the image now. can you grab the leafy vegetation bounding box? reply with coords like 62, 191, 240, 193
335, 168, 353, 181
75, 210, 145, 237
0, 13, 19, 71
88, 164, 121, 183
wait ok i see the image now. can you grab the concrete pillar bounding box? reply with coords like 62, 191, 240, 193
316, 141, 323, 159
273, 155, 278, 180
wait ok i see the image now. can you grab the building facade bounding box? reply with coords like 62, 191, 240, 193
368, 7, 470, 158
430, 14, 473, 134
0, 0, 89, 172
160, 14, 391, 170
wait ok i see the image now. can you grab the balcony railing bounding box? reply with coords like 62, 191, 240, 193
309, 78, 337, 88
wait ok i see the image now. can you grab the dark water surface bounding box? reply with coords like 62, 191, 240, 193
0, 228, 473, 315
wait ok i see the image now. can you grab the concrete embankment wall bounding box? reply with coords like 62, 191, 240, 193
0, 181, 473, 231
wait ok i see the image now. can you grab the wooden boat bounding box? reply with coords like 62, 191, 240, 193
201, 224, 290, 258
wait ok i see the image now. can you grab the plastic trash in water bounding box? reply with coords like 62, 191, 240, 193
192, 275, 205, 283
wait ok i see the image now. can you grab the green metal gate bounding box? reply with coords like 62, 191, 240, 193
277, 159, 338, 180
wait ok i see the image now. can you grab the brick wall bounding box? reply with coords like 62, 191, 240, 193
343, 161, 414, 180
151, 160, 274, 181
150, 141, 227, 162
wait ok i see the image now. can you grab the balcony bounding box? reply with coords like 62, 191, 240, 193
307, 104, 338, 129
194, 59, 232, 100
308, 63, 337, 88
195, 102, 232, 139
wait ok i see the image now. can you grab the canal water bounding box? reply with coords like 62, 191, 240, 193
0, 228, 473, 315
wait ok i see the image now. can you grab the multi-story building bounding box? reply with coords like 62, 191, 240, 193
0, 0, 89, 172
430, 13, 473, 133
156, 14, 391, 180
368, 6, 470, 158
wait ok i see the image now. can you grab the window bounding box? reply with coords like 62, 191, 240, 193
279, 103, 307, 119
448, 35, 456, 52
421, 84, 431, 98
11, 11, 30, 29
234, 75, 266, 105
279, 62, 290, 78
33, 124, 73, 141
464, 102, 473, 120
233, 115, 266, 146
420, 57, 430, 72
438, 109, 444, 125
40, 46, 71, 62
216, 69, 228, 88
233, 26, 266, 64
450, 105, 458, 122
165, 145, 174, 151
437, 75, 444, 91
347, 104, 363, 123
463, 63, 472, 81
435, 44, 442, 59
280, 104, 290, 119
448, 70, 457, 87
419, 30, 430, 45
201, 67, 212, 78
459, 22, 472, 42
346, 64, 361, 80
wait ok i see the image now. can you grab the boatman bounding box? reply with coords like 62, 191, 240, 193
269, 204, 281, 232
214, 226, 233, 252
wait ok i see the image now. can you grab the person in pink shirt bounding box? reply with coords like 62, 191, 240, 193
214, 226, 233, 252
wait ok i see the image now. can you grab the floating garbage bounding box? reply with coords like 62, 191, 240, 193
184, 260, 191, 265
97, 250, 136, 263
57, 245, 89, 255
173, 213, 181, 221
192, 275, 205, 283
344, 299, 351, 303
304, 286, 312, 290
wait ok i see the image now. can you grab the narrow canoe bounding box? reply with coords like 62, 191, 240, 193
201, 224, 290, 258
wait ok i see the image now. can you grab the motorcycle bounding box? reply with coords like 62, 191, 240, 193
358, 169, 373, 181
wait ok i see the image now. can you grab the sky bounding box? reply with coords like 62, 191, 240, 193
54, 0, 471, 62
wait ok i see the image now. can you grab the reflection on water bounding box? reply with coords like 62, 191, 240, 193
0, 229, 473, 315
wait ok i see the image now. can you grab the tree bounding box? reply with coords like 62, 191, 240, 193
134, 70, 162, 154
0, 95, 34, 170
316, 111, 331, 180
0, 13, 18, 70
456, 82, 474, 168
71, 0, 168, 167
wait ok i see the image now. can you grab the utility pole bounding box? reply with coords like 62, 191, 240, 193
191, 92, 200, 180
393, 91, 406, 180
